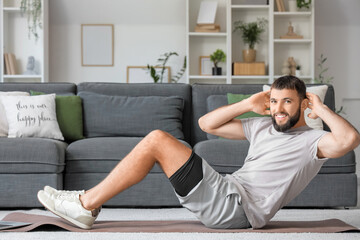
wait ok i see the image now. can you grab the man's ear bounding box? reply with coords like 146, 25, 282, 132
301, 98, 309, 110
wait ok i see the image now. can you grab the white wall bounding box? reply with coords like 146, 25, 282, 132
49, 0, 186, 83
315, 0, 360, 203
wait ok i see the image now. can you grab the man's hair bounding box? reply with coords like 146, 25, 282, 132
271, 75, 307, 101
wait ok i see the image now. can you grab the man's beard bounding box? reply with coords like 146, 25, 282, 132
271, 106, 301, 132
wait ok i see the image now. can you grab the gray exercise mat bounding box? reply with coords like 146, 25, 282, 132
1, 212, 359, 233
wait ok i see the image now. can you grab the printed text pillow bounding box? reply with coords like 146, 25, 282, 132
0, 94, 64, 140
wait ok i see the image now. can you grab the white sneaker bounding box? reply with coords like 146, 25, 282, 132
44, 186, 85, 196
37, 190, 101, 229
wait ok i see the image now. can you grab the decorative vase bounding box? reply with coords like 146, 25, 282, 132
212, 67, 222, 76
242, 49, 256, 63
281, 60, 291, 75
295, 70, 301, 77
288, 0, 297, 12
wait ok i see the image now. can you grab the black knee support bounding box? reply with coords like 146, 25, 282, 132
169, 151, 203, 197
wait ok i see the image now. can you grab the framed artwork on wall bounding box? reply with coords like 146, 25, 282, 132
81, 24, 114, 66
199, 56, 212, 75
126, 66, 171, 83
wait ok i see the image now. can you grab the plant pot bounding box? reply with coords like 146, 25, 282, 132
295, 70, 301, 77
242, 49, 256, 63
288, 0, 297, 12
212, 67, 222, 76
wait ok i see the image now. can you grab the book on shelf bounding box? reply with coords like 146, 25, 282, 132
195, 24, 220, 33
197, 1, 218, 24
276, 0, 285, 12
4, 53, 11, 75
8, 53, 18, 75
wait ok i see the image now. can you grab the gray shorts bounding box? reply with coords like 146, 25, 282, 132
175, 159, 251, 229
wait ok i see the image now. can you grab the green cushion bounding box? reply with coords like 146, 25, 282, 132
227, 93, 269, 119
30, 90, 84, 142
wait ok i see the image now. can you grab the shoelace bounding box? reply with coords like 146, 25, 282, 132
54, 192, 79, 201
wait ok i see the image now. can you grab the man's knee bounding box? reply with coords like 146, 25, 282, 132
147, 130, 171, 142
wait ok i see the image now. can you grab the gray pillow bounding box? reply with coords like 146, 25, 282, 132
78, 92, 184, 139
206, 95, 227, 140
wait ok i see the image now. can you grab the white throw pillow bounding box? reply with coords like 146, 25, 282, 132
263, 85, 328, 130
0, 94, 64, 140
0, 91, 30, 137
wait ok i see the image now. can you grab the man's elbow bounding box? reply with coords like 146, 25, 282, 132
198, 117, 213, 134
198, 117, 208, 132
341, 131, 360, 153
351, 131, 360, 149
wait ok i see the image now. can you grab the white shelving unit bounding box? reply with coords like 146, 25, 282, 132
0, 0, 48, 83
185, 0, 315, 84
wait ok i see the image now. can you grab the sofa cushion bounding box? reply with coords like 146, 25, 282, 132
194, 139, 356, 174
30, 91, 84, 142
77, 82, 192, 144
227, 93, 269, 119
66, 137, 192, 173
0, 94, 64, 140
0, 138, 67, 173
0, 91, 30, 137
78, 92, 184, 139
194, 139, 250, 173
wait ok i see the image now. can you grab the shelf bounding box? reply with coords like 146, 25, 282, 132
4, 75, 42, 79
274, 12, 312, 16
189, 75, 227, 80
185, 0, 315, 84
3, 7, 21, 12
189, 32, 227, 37
231, 5, 269, 9
274, 39, 312, 43
232, 76, 269, 79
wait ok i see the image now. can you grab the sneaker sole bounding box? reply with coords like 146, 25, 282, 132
37, 191, 92, 230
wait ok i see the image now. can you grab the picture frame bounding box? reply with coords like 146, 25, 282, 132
126, 66, 171, 83
81, 24, 114, 66
199, 56, 213, 75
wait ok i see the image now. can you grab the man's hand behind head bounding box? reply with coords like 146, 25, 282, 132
306, 92, 324, 119
247, 90, 271, 116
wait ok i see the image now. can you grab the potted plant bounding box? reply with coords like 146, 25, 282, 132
295, 65, 301, 77
297, 0, 312, 10
233, 18, 268, 63
20, 0, 42, 41
210, 49, 226, 76
147, 52, 187, 83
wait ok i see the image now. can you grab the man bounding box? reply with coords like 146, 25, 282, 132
37, 76, 360, 229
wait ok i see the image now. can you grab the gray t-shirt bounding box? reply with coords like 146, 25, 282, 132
226, 117, 329, 228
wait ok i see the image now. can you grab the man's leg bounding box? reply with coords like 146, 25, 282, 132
80, 129, 192, 210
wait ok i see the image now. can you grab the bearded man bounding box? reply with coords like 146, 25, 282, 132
37, 76, 360, 229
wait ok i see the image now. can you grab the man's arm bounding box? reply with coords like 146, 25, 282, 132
198, 91, 270, 140
307, 92, 360, 158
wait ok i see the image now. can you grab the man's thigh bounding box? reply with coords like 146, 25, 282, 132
175, 159, 251, 229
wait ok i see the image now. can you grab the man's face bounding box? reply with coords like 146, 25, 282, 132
270, 88, 303, 132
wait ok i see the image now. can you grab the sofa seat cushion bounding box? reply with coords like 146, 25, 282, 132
194, 139, 356, 174
66, 137, 192, 173
0, 138, 67, 173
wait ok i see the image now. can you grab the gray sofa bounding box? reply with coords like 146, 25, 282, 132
0, 82, 357, 208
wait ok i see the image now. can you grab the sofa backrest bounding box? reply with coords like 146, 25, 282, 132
77, 82, 192, 143
0, 82, 76, 95
191, 83, 335, 145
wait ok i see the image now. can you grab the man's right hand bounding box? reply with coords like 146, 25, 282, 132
247, 90, 271, 115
